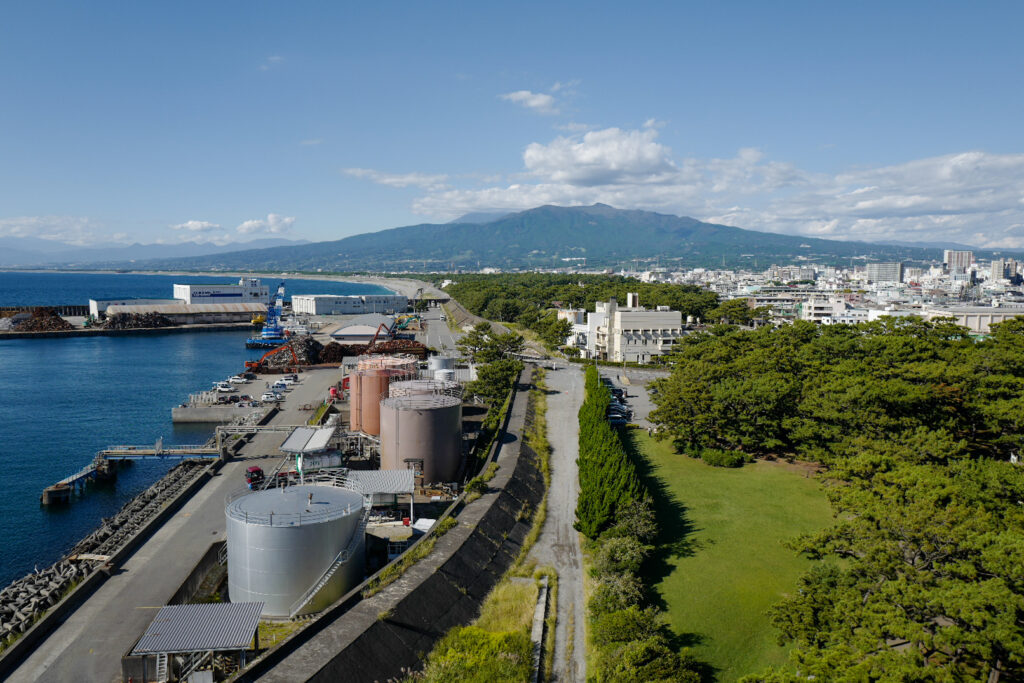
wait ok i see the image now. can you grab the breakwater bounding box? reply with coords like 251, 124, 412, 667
0, 460, 208, 650
0, 322, 252, 340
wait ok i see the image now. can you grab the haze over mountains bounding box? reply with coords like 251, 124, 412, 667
0, 237, 308, 268
3, 205, 1015, 272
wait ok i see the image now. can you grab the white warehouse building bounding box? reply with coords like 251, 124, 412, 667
172, 277, 270, 305
291, 294, 408, 316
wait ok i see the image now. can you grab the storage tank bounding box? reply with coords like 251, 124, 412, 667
349, 372, 363, 432
351, 355, 417, 436
389, 378, 462, 400
428, 356, 455, 371
226, 484, 366, 618
379, 395, 462, 483
434, 369, 456, 382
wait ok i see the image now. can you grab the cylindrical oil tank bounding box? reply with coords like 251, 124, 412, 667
427, 356, 455, 371
434, 369, 456, 382
357, 354, 418, 373
349, 372, 363, 432
226, 485, 365, 617
379, 395, 462, 483
358, 370, 390, 436
389, 378, 462, 400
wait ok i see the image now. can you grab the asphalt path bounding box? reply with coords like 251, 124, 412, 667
9, 369, 341, 683
529, 364, 587, 682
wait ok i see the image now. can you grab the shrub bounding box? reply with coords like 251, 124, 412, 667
602, 635, 702, 683
589, 573, 646, 614
700, 448, 745, 468
604, 497, 658, 544
591, 536, 650, 578
591, 605, 663, 647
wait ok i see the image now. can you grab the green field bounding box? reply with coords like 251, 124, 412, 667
629, 433, 833, 681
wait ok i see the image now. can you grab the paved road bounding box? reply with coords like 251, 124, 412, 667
529, 364, 587, 682
9, 369, 342, 683
419, 306, 461, 355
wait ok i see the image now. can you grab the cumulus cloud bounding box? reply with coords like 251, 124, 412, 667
236, 213, 296, 235
392, 122, 1024, 247
523, 127, 679, 186
499, 90, 557, 114
170, 220, 220, 232
343, 168, 449, 190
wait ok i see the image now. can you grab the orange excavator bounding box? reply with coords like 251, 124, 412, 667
245, 341, 299, 371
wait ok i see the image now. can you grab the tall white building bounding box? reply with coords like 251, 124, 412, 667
593, 294, 683, 363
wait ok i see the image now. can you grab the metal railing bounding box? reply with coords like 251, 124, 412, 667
224, 474, 363, 527
288, 505, 370, 617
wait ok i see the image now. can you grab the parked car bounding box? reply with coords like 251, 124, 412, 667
215, 382, 234, 392
228, 375, 249, 384
261, 391, 284, 402
245, 466, 264, 489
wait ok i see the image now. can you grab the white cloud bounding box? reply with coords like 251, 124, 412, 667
236, 213, 296, 235
499, 90, 557, 114
170, 220, 220, 232
343, 168, 449, 190
397, 122, 1024, 248
523, 127, 679, 186
0, 215, 103, 245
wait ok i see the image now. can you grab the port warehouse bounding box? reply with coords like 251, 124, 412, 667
103, 302, 268, 324
291, 294, 408, 315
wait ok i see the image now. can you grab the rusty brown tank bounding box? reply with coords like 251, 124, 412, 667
349, 355, 418, 436
379, 394, 462, 483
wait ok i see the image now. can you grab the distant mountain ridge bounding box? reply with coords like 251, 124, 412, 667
27, 204, 1023, 272
0, 237, 309, 267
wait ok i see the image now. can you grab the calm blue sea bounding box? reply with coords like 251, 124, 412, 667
0, 271, 390, 588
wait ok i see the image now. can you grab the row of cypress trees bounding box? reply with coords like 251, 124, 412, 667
574, 364, 643, 539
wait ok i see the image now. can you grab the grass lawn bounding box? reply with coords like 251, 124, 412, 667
628, 432, 833, 681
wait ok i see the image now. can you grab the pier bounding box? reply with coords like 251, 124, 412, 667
41, 441, 222, 505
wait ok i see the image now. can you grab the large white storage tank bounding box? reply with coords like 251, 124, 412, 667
427, 356, 455, 371
226, 485, 366, 618
379, 395, 462, 483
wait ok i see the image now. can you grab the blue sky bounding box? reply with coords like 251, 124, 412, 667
2, 1, 1024, 248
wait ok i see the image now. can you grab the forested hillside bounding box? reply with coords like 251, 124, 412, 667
649, 317, 1024, 679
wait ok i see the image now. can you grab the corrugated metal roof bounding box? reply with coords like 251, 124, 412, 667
131, 602, 264, 655
106, 303, 267, 315
347, 469, 415, 495
280, 426, 335, 454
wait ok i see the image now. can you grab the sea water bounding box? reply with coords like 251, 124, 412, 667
0, 271, 391, 587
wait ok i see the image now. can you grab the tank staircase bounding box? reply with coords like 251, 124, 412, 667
288, 494, 370, 618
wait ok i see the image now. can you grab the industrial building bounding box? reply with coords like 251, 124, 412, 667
292, 294, 408, 315
172, 277, 270, 304
329, 314, 396, 344
103, 302, 267, 324
88, 298, 177, 318
592, 293, 683, 363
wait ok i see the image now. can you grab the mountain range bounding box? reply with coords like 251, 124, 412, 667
4, 205, 1017, 272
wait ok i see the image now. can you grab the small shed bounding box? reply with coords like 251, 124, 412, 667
122, 602, 263, 682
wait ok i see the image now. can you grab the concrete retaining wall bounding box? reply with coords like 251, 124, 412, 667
167, 541, 226, 606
